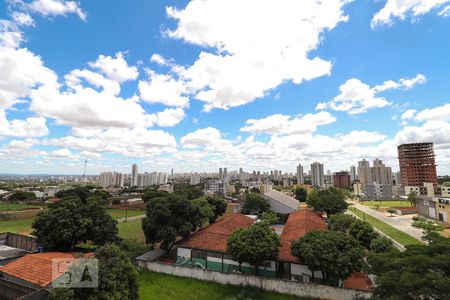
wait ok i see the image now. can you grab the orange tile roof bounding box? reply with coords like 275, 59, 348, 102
0, 252, 91, 287
277, 209, 327, 262
343, 272, 374, 292
177, 214, 254, 252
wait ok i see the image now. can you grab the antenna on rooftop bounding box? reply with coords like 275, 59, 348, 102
82, 159, 88, 185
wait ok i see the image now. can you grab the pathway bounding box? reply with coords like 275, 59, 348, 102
117, 214, 145, 223
350, 201, 424, 241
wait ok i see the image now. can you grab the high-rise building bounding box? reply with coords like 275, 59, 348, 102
393, 171, 401, 186
296, 164, 304, 184
99, 172, 124, 188
398, 143, 438, 186
371, 159, 392, 185
333, 171, 351, 188
357, 159, 371, 184
223, 168, 228, 183
190, 173, 201, 185
219, 168, 223, 180
350, 166, 357, 182
310, 162, 324, 187
131, 164, 138, 187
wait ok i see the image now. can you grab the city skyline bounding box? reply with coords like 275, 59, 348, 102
1, 1, 450, 175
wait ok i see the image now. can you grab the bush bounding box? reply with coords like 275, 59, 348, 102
0, 212, 15, 221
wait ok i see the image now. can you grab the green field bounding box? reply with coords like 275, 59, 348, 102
138, 271, 309, 300
348, 207, 422, 246
118, 219, 145, 242
0, 203, 45, 211
0, 209, 145, 235
359, 200, 412, 207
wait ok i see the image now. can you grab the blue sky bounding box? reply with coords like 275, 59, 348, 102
0, 0, 450, 175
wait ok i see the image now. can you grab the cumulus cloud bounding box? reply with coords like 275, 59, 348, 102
316, 74, 426, 114
151, 0, 351, 111
0, 109, 48, 137
371, 0, 450, 28
155, 108, 185, 127
88, 52, 139, 83
17, 0, 87, 21
415, 103, 450, 122
11, 12, 35, 27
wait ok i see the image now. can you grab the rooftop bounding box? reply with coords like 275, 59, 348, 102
264, 190, 300, 211
177, 214, 254, 253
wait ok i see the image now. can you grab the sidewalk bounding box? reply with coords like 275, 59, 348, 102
350, 202, 424, 241
117, 214, 145, 223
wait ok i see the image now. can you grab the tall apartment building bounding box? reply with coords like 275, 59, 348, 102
398, 143, 438, 186
131, 164, 138, 187
190, 173, 201, 185
296, 164, 304, 184
371, 159, 392, 185
310, 162, 324, 188
350, 166, 357, 182
357, 159, 372, 185
333, 171, 351, 188
99, 172, 124, 188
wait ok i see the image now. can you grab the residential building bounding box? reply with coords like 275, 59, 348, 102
393, 171, 401, 186
371, 159, 392, 185
190, 173, 201, 185
204, 180, 225, 195
350, 166, 357, 182
99, 171, 124, 188
296, 164, 304, 184
310, 162, 324, 188
363, 183, 393, 200
357, 159, 371, 185
262, 190, 299, 214
398, 143, 438, 186
333, 171, 351, 188
131, 163, 138, 187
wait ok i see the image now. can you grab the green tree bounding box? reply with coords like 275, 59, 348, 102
291, 230, 364, 285
205, 195, 227, 223
240, 193, 270, 215
227, 224, 280, 275
294, 187, 307, 202
349, 219, 378, 249
327, 213, 356, 233
175, 186, 204, 200
8, 191, 36, 201
32, 197, 118, 251
368, 238, 450, 300
370, 236, 394, 253
412, 217, 443, 242
142, 195, 199, 251
250, 187, 261, 194
407, 191, 418, 207
191, 196, 215, 228
56, 187, 90, 203
259, 211, 279, 226
307, 187, 348, 218
141, 189, 169, 202
51, 244, 139, 300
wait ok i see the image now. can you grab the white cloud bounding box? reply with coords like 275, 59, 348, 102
371, 0, 450, 28
400, 109, 417, 125
88, 52, 138, 83
11, 12, 35, 27
0, 46, 58, 109
139, 70, 189, 108
415, 103, 450, 122
316, 74, 426, 115
158, 0, 351, 111
241, 111, 336, 135
52, 148, 72, 157
23, 0, 87, 21
150, 54, 173, 66
0, 110, 48, 137
155, 108, 185, 127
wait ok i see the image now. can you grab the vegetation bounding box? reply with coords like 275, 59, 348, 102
412, 217, 443, 242
204, 194, 227, 223
32, 193, 119, 251
291, 230, 365, 285
137, 271, 306, 300
0, 202, 44, 211
327, 213, 355, 233
294, 187, 307, 202
360, 200, 412, 207
387, 208, 396, 217
407, 191, 418, 207
307, 187, 347, 218
349, 207, 422, 246
141, 189, 169, 202
118, 219, 145, 243
259, 211, 279, 226
368, 237, 450, 300
227, 223, 280, 275
370, 236, 394, 253
348, 219, 378, 249
240, 192, 270, 215
7, 191, 36, 202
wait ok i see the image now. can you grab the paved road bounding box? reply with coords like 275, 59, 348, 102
351, 202, 424, 241
117, 214, 145, 223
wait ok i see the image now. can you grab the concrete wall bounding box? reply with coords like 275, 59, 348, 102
137, 261, 372, 300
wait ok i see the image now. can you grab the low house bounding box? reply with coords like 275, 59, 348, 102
0, 252, 93, 300
417, 196, 450, 224
263, 190, 300, 214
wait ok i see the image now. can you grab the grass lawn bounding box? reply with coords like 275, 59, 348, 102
0, 203, 44, 212
360, 200, 412, 207
138, 271, 309, 300
118, 219, 145, 242
348, 207, 422, 246
0, 209, 145, 235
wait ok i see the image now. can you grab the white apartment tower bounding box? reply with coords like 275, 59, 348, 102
310, 162, 324, 188
131, 164, 138, 187
296, 164, 304, 184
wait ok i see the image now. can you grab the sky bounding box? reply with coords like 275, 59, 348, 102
0, 0, 450, 175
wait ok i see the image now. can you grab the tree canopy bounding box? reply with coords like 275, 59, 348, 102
368, 237, 450, 300
56, 187, 90, 203
348, 219, 379, 249
327, 213, 356, 233
204, 194, 227, 223
307, 187, 348, 218
294, 187, 307, 202
141, 189, 169, 202
291, 230, 364, 285
8, 190, 36, 202
240, 192, 270, 215
407, 191, 418, 207
32, 196, 118, 252
227, 223, 280, 274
